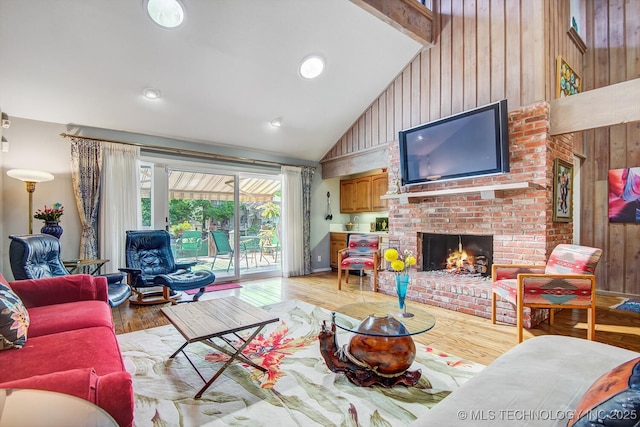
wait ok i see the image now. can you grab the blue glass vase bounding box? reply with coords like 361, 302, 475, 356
41, 221, 63, 239
395, 274, 413, 318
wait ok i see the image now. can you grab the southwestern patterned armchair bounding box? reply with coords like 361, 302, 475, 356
337, 233, 380, 292
491, 244, 603, 342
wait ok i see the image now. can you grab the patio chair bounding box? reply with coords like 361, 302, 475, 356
210, 230, 234, 272
176, 230, 203, 260
259, 225, 281, 263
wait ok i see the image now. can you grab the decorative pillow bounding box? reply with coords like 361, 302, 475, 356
0, 283, 30, 350
568, 357, 640, 427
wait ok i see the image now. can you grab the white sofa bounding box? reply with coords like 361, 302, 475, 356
411, 335, 640, 426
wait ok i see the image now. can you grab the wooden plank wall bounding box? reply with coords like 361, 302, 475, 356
581, 0, 640, 295
321, 0, 565, 175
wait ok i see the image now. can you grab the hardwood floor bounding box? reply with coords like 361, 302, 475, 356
112, 272, 640, 366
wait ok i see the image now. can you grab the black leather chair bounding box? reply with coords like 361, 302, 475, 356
8, 234, 131, 307
120, 230, 216, 305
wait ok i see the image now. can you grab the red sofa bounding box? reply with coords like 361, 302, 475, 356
0, 274, 134, 427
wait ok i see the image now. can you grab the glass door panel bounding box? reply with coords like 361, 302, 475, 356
167, 170, 237, 281
237, 174, 282, 279
139, 164, 152, 229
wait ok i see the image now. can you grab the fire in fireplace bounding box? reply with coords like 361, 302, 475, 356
420, 233, 493, 276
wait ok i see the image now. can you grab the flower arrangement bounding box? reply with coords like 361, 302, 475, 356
384, 248, 417, 275
34, 203, 64, 222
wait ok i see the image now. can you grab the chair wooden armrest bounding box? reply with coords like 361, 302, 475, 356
491, 263, 547, 281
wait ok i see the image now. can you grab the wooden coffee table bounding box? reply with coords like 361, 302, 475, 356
161, 296, 279, 398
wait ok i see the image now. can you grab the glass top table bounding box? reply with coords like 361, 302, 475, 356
332, 301, 436, 337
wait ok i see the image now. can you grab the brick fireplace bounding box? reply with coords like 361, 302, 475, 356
379, 101, 575, 327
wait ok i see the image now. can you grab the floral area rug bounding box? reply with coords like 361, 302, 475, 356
117, 299, 484, 426
611, 298, 640, 313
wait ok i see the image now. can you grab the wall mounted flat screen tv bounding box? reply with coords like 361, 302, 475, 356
398, 99, 510, 186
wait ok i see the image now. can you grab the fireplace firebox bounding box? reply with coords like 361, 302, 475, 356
420, 233, 493, 276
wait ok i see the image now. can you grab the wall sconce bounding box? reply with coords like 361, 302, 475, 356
7, 169, 55, 234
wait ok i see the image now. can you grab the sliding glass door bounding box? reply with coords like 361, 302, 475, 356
139, 163, 281, 281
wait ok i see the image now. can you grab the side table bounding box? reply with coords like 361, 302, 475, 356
62, 258, 109, 276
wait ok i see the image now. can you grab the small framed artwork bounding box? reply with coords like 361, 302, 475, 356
556, 56, 581, 98
553, 159, 573, 222
609, 167, 640, 223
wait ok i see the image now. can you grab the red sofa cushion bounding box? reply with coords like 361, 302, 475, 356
8, 274, 108, 307
0, 326, 125, 382
27, 300, 114, 338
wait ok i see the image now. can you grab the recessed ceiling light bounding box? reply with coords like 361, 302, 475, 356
146, 0, 185, 29
299, 55, 325, 79
270, 117, 283, 128
143, 88, 161, 99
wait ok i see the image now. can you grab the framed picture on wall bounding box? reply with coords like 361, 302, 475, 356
553, 159, 573, 222
556, 56, 581, 98
608, 167, 640, 223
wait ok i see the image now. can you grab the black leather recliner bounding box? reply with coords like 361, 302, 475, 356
119, 230, 216, 305
8, 233, 131, 307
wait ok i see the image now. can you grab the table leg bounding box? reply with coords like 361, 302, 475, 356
169, 342, 189, 359
88, 261, 107, 276
193, 325, 267, 398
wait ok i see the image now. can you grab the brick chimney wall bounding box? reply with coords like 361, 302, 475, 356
379, 101, 575, 327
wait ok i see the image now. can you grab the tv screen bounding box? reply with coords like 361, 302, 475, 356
398, 99, 509, 186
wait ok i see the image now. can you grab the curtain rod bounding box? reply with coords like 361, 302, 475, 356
59, 133, 317, 170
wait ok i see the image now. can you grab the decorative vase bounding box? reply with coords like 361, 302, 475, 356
395, 274, 414, 318
348, 314, 416, 375
41, 221, 63, 239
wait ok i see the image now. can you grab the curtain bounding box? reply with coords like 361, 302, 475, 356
70, 139, 102, 259
99, 142, 140, 273
281, 166, 314, 277
301, 167, 315, 274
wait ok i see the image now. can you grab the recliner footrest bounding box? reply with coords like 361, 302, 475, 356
154, 270, 215, 292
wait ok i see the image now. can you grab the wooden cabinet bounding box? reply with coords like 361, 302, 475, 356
353, 177, 372, 211
340, 173, 388, 213
340, 179, 357, 213
371, 173, 389, 211
330, 233, 348, 269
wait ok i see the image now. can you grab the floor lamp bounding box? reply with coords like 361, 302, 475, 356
7, 169, 55, 234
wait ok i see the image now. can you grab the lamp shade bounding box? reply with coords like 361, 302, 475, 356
7, 169, 54, 183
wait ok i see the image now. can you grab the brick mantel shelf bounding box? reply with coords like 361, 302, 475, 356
381, 181, 537, 204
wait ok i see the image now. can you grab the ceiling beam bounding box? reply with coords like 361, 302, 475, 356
549, 78, 640, 135
349, 0, 434, 46
321, 145, 388, 179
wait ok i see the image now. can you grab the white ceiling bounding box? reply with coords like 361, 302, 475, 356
0, 0, 422, 162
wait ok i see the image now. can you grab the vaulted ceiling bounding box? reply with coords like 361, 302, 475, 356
0, 0, 423, 162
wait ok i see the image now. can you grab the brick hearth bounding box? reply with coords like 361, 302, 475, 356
380, 101, 575, 328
